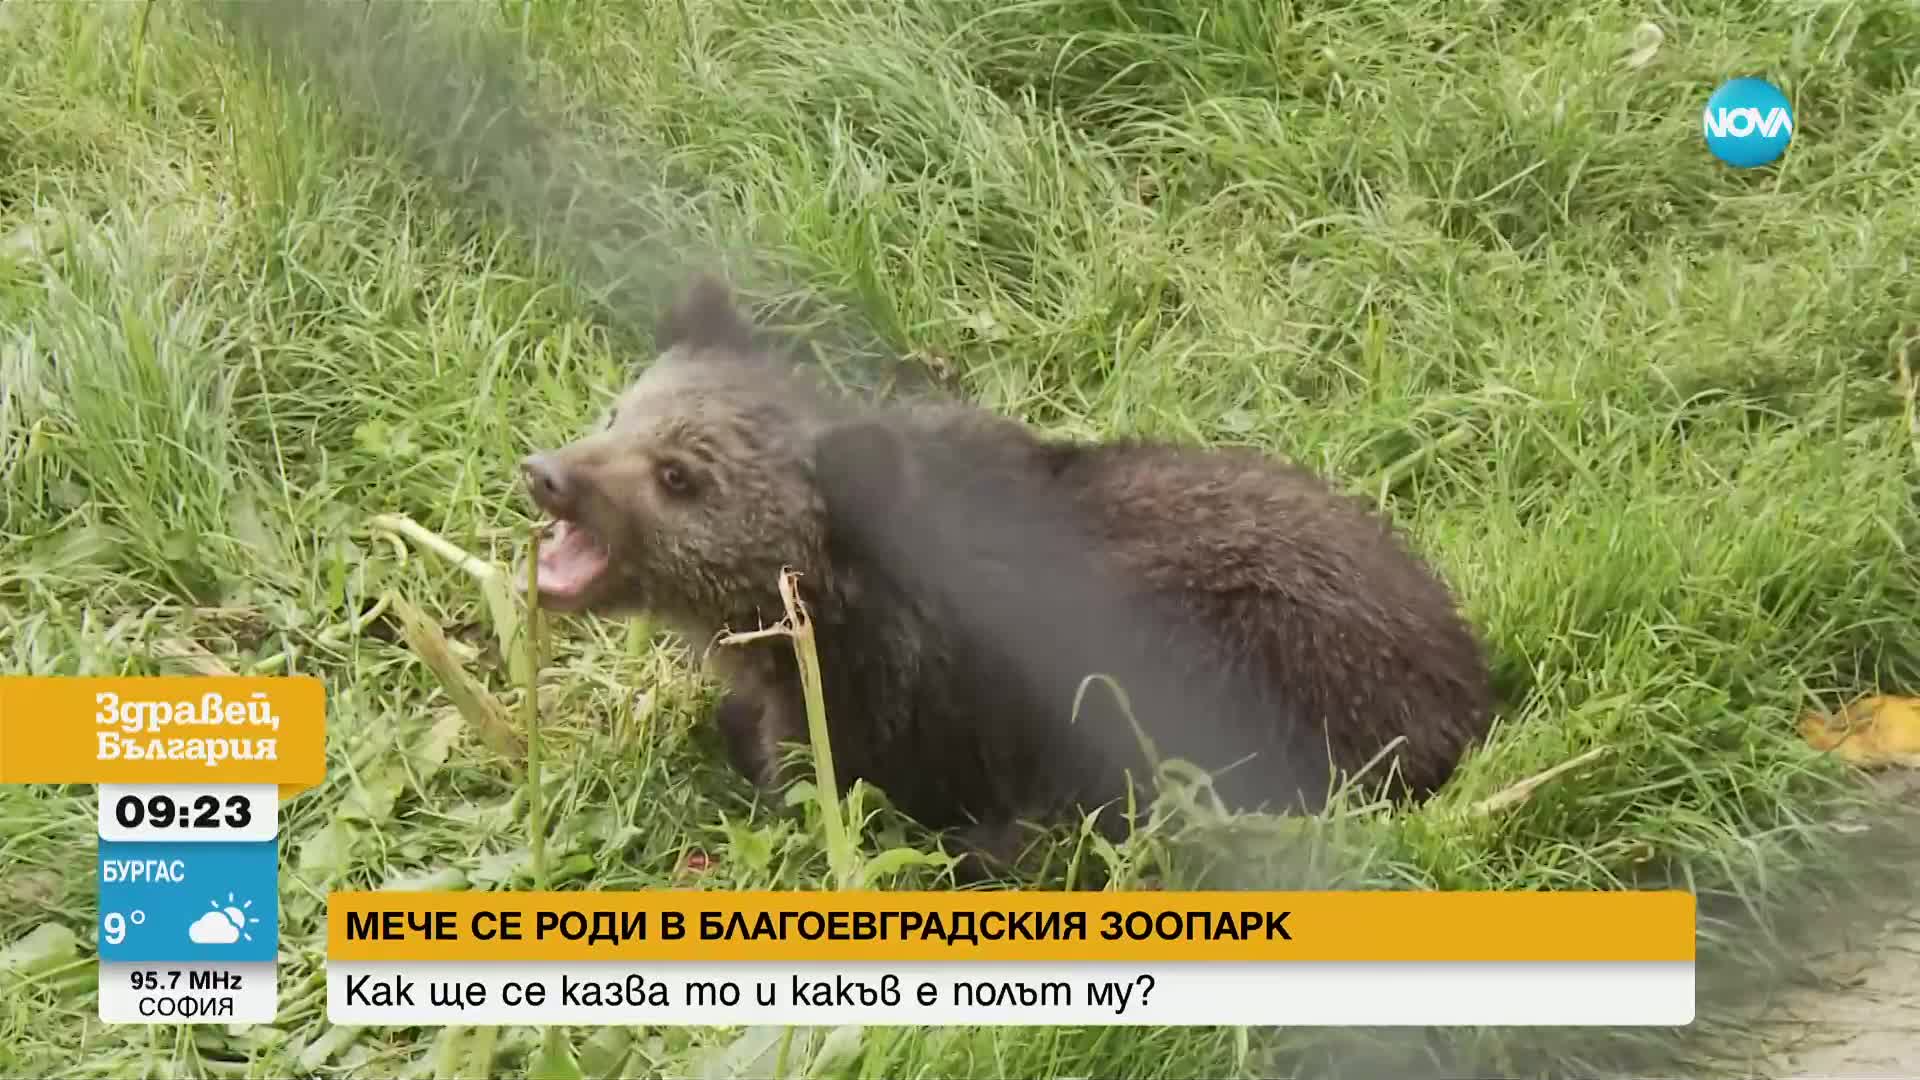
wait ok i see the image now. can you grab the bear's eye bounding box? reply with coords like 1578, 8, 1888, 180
656, 460, 694, 496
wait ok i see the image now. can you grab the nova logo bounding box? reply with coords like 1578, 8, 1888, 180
1702, 78, 1793, 168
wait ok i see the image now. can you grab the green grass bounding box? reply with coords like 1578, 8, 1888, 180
3, 0, 1920, 1076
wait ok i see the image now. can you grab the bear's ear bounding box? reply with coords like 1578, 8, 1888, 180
656, 273, 754, 353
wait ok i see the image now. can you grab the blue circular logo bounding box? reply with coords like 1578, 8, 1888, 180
1702, 78, 1793, 168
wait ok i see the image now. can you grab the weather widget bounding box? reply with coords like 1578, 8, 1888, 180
96, 807, 279, 1023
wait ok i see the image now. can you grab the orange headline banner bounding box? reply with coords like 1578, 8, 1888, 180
328, 889, 1695, 964
0, 676, 327, 796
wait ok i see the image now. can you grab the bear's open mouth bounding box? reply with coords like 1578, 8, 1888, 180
534, 518, 612, 606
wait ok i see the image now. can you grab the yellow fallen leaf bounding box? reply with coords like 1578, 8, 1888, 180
1799, 695, 1920, 768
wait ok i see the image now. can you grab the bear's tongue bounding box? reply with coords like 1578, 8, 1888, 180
536, 520, 611, 600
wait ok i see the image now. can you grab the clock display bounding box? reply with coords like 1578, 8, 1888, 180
113, 793, 253, 832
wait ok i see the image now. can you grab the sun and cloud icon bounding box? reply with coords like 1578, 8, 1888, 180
187, 893, 260, 945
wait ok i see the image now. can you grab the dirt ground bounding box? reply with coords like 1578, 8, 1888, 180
1752, 772, 1920, 1079
1759, 906, 1920, 1078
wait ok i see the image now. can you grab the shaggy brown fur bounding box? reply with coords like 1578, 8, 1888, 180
520, 276, 1496, 879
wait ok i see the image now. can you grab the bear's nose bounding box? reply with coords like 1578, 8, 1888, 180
521, 453, 575, 518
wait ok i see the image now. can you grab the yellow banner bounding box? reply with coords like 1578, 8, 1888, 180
0, 676, 327, 797
328, 889, 1696, 964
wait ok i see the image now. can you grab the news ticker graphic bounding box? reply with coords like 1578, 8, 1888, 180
0, 676, 326, 1025
2, 677, 1700, 1029
327, 890, 1697, 1027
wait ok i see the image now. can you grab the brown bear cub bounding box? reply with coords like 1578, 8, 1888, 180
520, 276, 1496, 880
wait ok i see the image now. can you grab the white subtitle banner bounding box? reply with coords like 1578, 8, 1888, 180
327, 960, 1694, 1027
